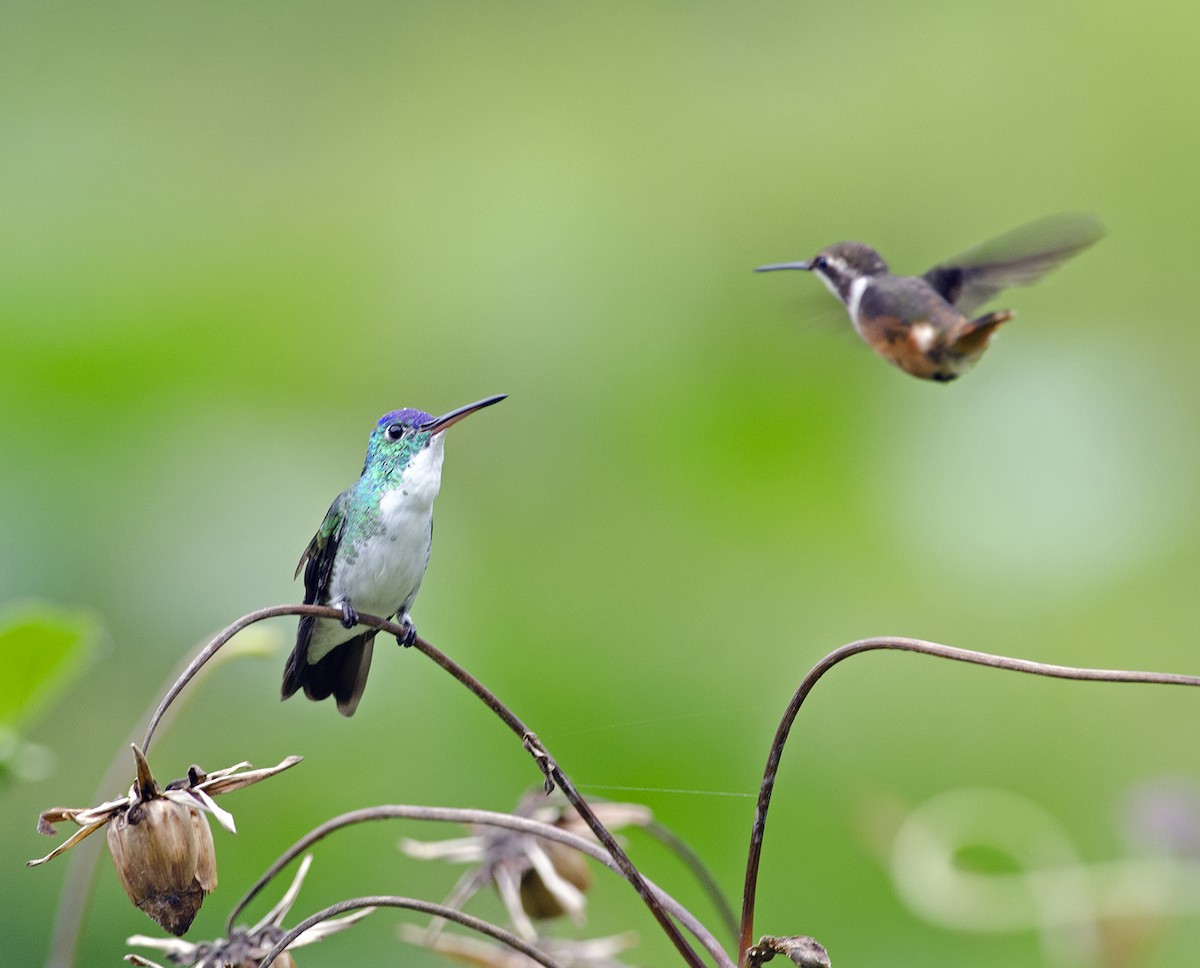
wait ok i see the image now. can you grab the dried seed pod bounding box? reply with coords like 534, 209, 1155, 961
126, 855, 369, 967
107, 797, 215, 935
190, 807, 217, 894
519, 838, 593, 920
31, 747, 302, 937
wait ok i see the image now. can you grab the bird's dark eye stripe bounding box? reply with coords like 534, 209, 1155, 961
813, 256, 828, 271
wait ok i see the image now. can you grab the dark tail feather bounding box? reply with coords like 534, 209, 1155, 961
281, 615, 316, 702
327, 634, 375, 716
954, 309, 1014, 356
281, 621, 376, 717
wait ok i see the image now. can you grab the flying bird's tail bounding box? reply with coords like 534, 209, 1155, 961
282, 617, 376, 717
952, 309, 1014, 357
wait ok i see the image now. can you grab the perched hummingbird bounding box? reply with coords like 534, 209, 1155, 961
281, 394, 506, 716
755, 213, 1105, 382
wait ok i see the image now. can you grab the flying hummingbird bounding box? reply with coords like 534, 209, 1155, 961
281, 394, 506, 716
755, 213, 1105, 382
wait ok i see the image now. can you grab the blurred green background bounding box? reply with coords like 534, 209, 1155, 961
5, 2, 1200, 966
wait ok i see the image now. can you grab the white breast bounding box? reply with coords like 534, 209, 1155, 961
307, 437, 446, 662
846, 276, 871, 336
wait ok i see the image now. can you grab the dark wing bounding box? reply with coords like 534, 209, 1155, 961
294, 495, 345, 603
282, 496, 346, 702
923, 213, 1105, 315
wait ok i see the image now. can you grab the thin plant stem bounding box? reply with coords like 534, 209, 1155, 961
411, 631, 709, 967
256, 896, 565, 968
225, 805, 734, 968
46, 631, 275, 968
141, 605, 304, 754
645, 819, 738, 944
141, 604, 707, 968
736, 635, 1200, 967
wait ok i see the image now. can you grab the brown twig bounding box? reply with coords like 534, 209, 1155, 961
256, 896, 565, 968
225, 805, 733, 968
140, 604, 708, 968
141, 604, 305, 754
225, 806, 729, 968
736, 635, 1200, 967
645, 819, 739, 943
412, 633, 708, 966
46, 629, 276, 967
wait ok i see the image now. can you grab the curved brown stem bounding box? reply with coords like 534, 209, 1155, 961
645, 819, 738, 943
411, 634, 708, 965
48, 629, 275, 967
226, 805, 733, 968
256, 896, 564, 968
141, 604, 707, 968
736, 636, 1200, 967
141, 604, 308, 754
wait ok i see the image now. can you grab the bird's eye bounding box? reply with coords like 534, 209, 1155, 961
385, 423, 404, 440
812, 255, 828, 272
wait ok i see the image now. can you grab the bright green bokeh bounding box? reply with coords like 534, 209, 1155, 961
0, 607, 95, 730
5, 3, 1200, 966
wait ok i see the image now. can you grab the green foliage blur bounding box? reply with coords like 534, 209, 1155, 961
5, 3, 1200, 966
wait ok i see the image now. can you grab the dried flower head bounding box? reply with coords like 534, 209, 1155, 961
747, 935, 831, 968
30, 744, 300, 935
400, 924, 641, 968
107, 788, 218, 936
125, 854, 371, 968
400, 790, 651, 939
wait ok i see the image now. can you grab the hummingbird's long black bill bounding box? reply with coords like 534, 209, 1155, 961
754, 261, 812, 272
421, 394, 507, 434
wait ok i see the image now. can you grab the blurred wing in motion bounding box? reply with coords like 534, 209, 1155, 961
923, 213, 1105, 315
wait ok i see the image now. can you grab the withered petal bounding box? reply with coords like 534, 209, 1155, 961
166, 787, 236, 834
197, 755, 302, 796
73, 793, 136, 827
124, 955, 170, 968
291, 905, 375, 946
192, 811, 218, 892
130, 744, 160, 800
37, 808, 77, 835
250, 854, 313, 933
27, 818, 109, 867
125, 934, 196, 957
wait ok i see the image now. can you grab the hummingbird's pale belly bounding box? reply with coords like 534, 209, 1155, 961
306, 480, 438, 664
